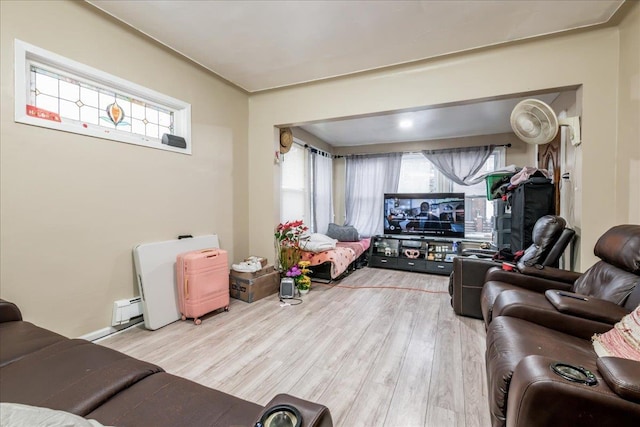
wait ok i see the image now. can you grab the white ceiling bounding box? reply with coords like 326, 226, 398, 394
86, 0, 623, 146
299, 92, 561, 146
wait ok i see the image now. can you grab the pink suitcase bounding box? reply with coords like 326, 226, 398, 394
176, 248, 230, 325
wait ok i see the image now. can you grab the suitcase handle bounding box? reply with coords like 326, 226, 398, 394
200, 249, 219, 258
184, 277, 189, 299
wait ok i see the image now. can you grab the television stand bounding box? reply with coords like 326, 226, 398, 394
368, 235, 460, 275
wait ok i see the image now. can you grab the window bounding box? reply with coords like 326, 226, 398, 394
397, 153, 445, 193
14, 39, 191, 154
280, 144, 309, 225
398, 149, 504, 240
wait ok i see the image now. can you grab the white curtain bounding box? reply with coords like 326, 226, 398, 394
310, 151, 333, 234
345, 153, 402, 237
422, 145, 495, 186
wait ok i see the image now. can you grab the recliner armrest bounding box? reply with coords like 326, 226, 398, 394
452, 257, 500, 319
597, 357, 640, 403
461, 248, 497, 258
545, 291, 631, 325
516, 265, 582, 283
0, 299, 22, 323
507, 355, 640, 427
257, 394, 333, 427
492, 290, 615, 339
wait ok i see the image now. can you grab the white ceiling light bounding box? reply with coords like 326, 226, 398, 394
399, 119, 414, 129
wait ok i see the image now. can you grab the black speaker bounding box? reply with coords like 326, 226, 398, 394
161, 133, 187, 149
280, 278, 295, 299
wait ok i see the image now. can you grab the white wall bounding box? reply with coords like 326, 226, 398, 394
249, 26, 631, 271
0, 1, 249, 337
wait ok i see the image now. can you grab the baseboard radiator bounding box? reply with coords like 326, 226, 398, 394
112, 297, 143, 326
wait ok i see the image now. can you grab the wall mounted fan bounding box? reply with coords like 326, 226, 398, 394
510, 99, 581, 146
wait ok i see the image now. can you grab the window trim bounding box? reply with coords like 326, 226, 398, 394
14, 39, 191, 154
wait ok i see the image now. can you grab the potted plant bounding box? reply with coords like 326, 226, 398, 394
286, 260, 312, 295
274, 220, 308, 273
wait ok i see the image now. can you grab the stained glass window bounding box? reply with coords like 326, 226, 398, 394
15, 39, 191, 154
30, 65, 174, 140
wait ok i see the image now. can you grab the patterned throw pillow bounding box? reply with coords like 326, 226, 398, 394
592, 305, 640, 361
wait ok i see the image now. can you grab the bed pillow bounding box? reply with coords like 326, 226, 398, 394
326, 223, 360, 242
299, 233, 337, 253
592, 305, 640, 361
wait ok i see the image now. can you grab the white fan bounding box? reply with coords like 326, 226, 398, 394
510, 99, 581, 146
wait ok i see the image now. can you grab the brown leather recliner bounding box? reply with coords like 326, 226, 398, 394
481, 224, 640, 328
485, 314, 640, 427
481, 224, 640, 427
451, 215, 574, 319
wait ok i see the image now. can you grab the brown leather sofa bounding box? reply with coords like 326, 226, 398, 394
486, 315, 640, 427
481, 224, 640, 427
481, 224, 640, 328
0, 299, 332, 427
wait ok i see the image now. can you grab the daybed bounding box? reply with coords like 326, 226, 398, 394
0, 299, 333, 427
301, 238, 370, 281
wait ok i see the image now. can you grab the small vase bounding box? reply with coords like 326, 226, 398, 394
299, 288, 309, 295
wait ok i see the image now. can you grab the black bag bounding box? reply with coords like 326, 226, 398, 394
509, 178, 555, 251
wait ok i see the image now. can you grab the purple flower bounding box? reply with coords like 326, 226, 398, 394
286, 266, 301, 277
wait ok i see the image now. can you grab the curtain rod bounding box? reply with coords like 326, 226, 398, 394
336, 143, 511, 158
303, 144, 338, 158
298, 142, 511, 159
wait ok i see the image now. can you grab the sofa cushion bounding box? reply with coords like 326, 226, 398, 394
87, 372, 262, 427
593, 306, 640, 361
485, 316, 597, 427
0, 321, 67, 367
0, 339, 163, 416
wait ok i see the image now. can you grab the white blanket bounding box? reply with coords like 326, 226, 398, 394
299, 233, 337, 253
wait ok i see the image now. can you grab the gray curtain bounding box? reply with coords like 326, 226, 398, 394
345, 153, 402, 237
422, 145, 496, 186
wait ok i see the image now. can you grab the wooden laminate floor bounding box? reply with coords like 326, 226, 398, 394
97, 267, 490, 427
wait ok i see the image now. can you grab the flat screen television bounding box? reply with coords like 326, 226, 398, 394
383, 192, 465, 238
